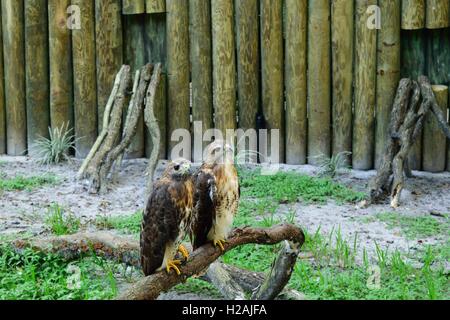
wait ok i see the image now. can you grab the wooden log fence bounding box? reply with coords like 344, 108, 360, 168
0, 0, 448, 172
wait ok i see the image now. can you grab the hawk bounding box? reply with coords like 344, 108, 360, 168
192, 141, 240, 251
140, 159, 194, 276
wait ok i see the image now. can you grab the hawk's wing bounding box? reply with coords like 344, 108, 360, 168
140, 182, 180, 276
192, 169, 217, 250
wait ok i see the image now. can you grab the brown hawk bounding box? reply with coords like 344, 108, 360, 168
140, 159, 194, 276
192, 141, 240, 251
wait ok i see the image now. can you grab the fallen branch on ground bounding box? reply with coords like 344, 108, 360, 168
11, 231, 140, 267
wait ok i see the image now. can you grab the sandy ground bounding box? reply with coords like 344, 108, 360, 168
1, 156, 449, 293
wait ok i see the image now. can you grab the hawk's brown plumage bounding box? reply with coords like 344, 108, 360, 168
140, 159, 194, 276
192, 141, 240, 250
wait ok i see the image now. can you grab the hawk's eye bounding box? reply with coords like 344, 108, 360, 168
174, 165, 180, 171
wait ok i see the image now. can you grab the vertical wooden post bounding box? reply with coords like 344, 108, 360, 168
2, 0, 26, 155
235, 0, 259, 132
448, 89, 450, 172
166, 0, 190, 159
25, 0, 50, 156
95, 0, 123, 132
401, 0, 425, 29
124, 15, 146, 158
145, 13, 166, 159
423, 85, 448, 172
331, 0, 354, 163
122, 0, 145, 14
261, 0, 284, 162
285, 0, 307, 165
308, 0, 331, 165
375, 0, 400, 169
146, 0, 165, 13
427, 29, 450, 86
72, 0, 97, 158
426, 0, 449, 29
211, 0, 236, 137
353, 0, 377, 170
0, 5, 4, 154
190, 0, 213, 162
49, 0, 73, 131
402, 30, 426, 170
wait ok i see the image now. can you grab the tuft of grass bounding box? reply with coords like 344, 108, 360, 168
315, 152, 352, 179
0, 174, 57, 191
0, 245, 118, 300
239, 170, 365, 204
375, 212, 449, 239
45, 203, 80, 236
33, 123, 76, 165
95, 211, 143, 235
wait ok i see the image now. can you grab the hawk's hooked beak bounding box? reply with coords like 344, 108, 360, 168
179, 162, 192, 176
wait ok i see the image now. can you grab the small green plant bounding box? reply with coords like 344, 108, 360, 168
33, 123, 76, 165
45, 203, 80, 236
315, 151, 352, 178
95, 211, 143, 235
0, 174, 57, 191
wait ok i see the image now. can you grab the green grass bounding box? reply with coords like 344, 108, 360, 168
0, 246, 118, 300
239, 169, 365, 204
95, 211, 143, 235
45, 203, 80, 236
364, 212, 450, 240
224, 204, 449, 300
0, 174, 57, 191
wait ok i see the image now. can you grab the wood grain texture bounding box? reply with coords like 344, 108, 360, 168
166, 0, 190, 158
49, 0, 73, 131
261, 0, 284, 162
190, 0, 213, 162
426, 0, 449, 29
211, 0, 236, 136
0, 6, 4, 154
146, 0, 165, 13
427, 29, 450, 86
25, 0, 50, 156
95, 0, 123, 132
401, 30, 426, 170
448, 88, 450, 172
145, 13, 166, 159
72, 0, 97, 158
2, 0, 27, 155
285, 0, 307, 164
353, 0, 377, 170
122, 0, 145, 14
235, 0, 259, 131
308, 0, 331, 165
331, 0, 353, 162
124, 15, 146, 158
375, 0, 401, 169
423, 85, 448, 172
401, 0, 425, 29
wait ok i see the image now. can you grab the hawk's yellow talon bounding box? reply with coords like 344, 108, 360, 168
214, 240, 226, 252
166, 260, 182, 275
178, 244, 190, 260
